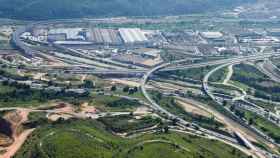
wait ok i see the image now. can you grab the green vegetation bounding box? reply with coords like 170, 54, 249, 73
158, 66, 216, 81
89, 94, 141, 112
15, 119, 249, 158
210, 83, 243, 93
24, 112, 49, 128
0, 0, 254, 20
0, 68, 29, 81
150, 91, 226, 133
229, 81, 250, 92
0, 81, 89, 108
98, 115, 161, 133
247, 98, 279, 113
242, 110, 280, 143
0, 83, 15, 94
158, 65, 227, 83
127, 142, 188, 158
209, 67, 228, 82
232, 64, 280, 102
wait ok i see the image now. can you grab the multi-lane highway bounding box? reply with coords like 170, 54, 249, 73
139, 52, 280, 158
10, 19, 280, 157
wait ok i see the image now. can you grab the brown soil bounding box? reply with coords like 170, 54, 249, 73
0, 110, 32, 158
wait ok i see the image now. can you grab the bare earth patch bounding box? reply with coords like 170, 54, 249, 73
176, 100, 212, 118
1, 110, 34, 158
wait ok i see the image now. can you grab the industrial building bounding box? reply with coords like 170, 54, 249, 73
200, 32, 223, 39
131, 48, 161, 59
86, 28, 123, 45
119, 28, 148, 44
47, 34, 67, 42
45, 27, 150, 46
48, 28, 85, 41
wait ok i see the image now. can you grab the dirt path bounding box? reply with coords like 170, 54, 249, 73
222, 64, 247, 101
1, 129, 35, 158
1, 110, 33, 158
223, 64, 233, 84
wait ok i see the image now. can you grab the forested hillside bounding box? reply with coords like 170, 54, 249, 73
0, 0, 255, 20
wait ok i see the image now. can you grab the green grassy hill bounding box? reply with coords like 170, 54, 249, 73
0, 0, 255, 20
15, 119, 249, 158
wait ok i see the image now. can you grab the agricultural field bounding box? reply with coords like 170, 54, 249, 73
14, 119, 249, 158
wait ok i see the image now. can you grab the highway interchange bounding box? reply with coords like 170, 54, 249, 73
6, 19, 280, 158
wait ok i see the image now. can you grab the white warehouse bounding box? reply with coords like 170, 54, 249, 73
119, 28, 148, 44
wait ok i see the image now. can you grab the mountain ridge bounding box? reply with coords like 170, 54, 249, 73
0, 0, 256, 20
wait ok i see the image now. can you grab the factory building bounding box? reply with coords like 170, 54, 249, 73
48, 28, 85, 41
111, 53, 163, 68
119, 28, 148, 44
131, 48, 161, 59
41, 27, 155, 47
47, 34, 67, 42
200, 32, 223, 39
86, 28, 123, 45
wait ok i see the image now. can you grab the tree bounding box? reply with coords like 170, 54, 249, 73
163, 126, 169, 133
2, 80, 8, 86
133, 86, 138, 92
48, 81, 54, 86
1, 64, 7, 68
222, 100, 227, 106
155, 92, 162, 101
229, 105, 235, 111
128, 88, 135, 95
248, 118, 254, 125
123, 86, 129, 92
172, 118, 179, 126
235, 110, 245, 118
110, 85, 117, 91
83, 80, 95, 88
186, 90, 193, 97
17, 64, 25, 69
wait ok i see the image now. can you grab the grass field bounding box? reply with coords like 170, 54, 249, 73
229, 81, 250, 92
98, 115, 161, 133
89, 94, 141, 112
0, 84, 15, 94
14, 119, 249, 158
158, 66, 216, 81
243, 110, 280, 144
247, 98, 278, 113
231, 64, 280, 102
209, 67, 228, 82
149, 91, 227, 134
